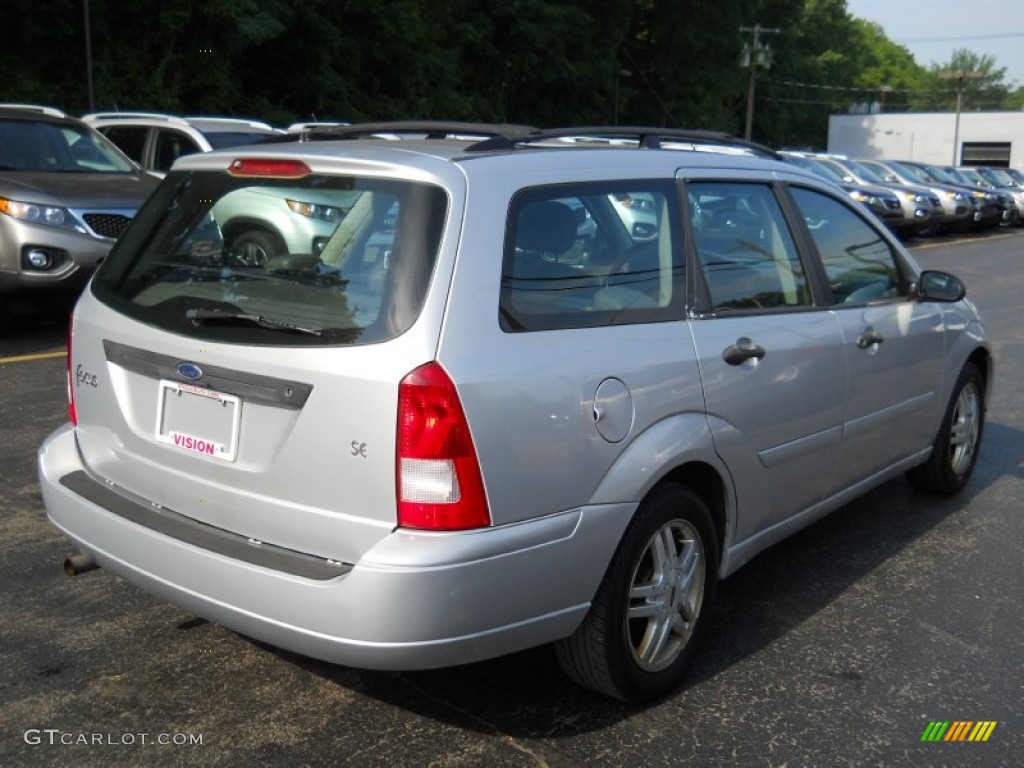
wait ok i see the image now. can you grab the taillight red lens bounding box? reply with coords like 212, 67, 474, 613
227, 158, 312, 178
66, 314, 77, 425
397, 362, 490, 530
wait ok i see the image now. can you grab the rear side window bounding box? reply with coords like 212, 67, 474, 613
92, 170, 447, 345
688, 182, 811, 312
789, 187, 906, 304
500, 181, 684, 331
100, 126, 148, 163
154, 130, 202, 172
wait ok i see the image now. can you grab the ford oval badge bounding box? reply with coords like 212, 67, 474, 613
176, 362, 203, 381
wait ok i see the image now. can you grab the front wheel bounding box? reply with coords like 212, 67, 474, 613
555, 484, 718, 702
228, 229, 282, 267
906, 362, 985, 494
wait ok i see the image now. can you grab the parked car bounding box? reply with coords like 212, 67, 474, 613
957, 166, 1024, 225
0, 105, 159, 317
778, 152, 907, 234
1005, 168, 1024, 186
933, 165, 1014, 228
805, 155, 943, 236
83, 112, 283, 177
896, 161, 1010, 230
830, 157, 972, 234
40, 123, 991, 703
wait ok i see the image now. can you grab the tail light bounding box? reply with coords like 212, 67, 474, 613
397, 362, 490, 530
66, 314, 77, 425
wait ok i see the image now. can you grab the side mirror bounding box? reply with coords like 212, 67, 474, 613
916, 270, 966, 302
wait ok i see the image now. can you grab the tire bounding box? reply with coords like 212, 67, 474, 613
555, 483, 718, 703
229, 229, 282, 267
906, 362, 984, 495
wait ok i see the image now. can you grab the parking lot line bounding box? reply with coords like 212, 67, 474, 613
911, 231, 1022, 251
0, 349, 66, 365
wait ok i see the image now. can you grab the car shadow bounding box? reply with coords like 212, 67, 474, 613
258, 418, 1023, 738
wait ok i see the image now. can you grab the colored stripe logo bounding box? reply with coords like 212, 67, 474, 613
921, 721, 997, 742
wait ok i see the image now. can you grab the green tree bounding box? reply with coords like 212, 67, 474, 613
913, 49, 1015, 112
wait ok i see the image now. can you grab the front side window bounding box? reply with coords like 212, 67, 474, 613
687, 182, 811, 312
500, 180, 683, 331
789, 187, 906, 304
93, 169, 447, 346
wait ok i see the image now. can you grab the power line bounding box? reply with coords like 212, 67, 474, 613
897, 32, 1024, 43
761, 76, 979, 95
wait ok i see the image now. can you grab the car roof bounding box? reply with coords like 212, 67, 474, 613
169, 123, 807, 190
204, 121, 786, 165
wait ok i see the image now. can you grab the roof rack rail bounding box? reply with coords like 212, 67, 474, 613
294, 120, 539, 142
0, 103, 68, 118
82, 111, 187, 124
465, 126, 779, 158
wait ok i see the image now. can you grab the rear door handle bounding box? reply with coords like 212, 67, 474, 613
722, 337, 766, 366
856, 326, 884, 349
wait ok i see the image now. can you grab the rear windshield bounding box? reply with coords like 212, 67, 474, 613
203, 131, 279, 149
92, 170, 448, 345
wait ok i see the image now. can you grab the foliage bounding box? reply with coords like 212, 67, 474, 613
0, 0, 1020, 149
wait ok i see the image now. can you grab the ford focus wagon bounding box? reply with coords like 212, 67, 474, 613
39, 123, 991, 702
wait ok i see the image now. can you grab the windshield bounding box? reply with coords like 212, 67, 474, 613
808, 157, 852, 182
958, 168, 986, 186
891, 162, 929, 184
847, 160, 886, 185
783, 154, 841, 182
0, 118, 136, 173
858, 161, 900, 184
978, 167, 1014, 186
92, 170, 448, 345
921, 164, 957, 184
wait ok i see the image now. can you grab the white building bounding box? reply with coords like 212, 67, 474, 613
828, 111, 1024, 169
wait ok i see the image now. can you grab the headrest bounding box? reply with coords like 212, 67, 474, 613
515, 201, 577, 255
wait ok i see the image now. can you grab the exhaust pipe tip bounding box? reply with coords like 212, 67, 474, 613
64, 552, 98, 577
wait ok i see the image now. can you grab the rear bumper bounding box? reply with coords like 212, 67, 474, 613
39, 423, 631, 670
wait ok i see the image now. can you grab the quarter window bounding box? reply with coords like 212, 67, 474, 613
500, 181, 683, 331
789, 187, 905, 304
688, 182, 811, 312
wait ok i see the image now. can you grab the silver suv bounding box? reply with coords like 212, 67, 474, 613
39, 123, 991, 703
0, 106, 159, 316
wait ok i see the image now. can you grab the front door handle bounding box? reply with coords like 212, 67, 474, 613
722, 337, 766, 366
856, 326, 884, 350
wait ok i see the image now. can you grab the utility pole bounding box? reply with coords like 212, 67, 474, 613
84, 0, 95, 112
938, 70, 984, 165
740, 24, 781, 141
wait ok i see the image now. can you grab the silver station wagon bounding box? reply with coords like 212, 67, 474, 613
39, 123, 991, 703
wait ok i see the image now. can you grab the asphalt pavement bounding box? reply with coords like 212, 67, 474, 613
1, 230, 1022, 767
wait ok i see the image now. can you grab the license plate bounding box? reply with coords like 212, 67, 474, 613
155, 380, 241, 461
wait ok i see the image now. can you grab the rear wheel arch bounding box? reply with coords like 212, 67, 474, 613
658, 461, 729, 568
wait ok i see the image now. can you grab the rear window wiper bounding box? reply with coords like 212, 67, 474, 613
186, 308, 324, 336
